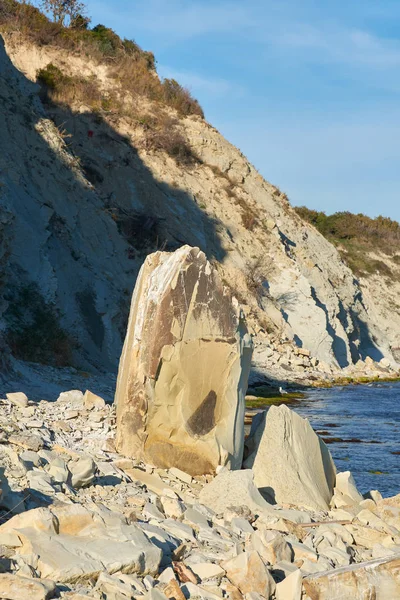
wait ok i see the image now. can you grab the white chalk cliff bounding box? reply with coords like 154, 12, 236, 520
0, 32, 399, 375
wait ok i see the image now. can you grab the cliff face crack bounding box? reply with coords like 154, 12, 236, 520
186, 390, 217, 437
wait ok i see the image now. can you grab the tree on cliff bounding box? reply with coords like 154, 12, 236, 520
40, 0, 88, 26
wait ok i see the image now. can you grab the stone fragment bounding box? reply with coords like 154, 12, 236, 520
123, 467, 175, 496
0, 574, 56, 600
249, 530, 292, 564
169, 467, 193, 485
222, 550, 276, 596
56, 390, 84, 406
160, 496, 186, 519
163, 578, 186, 600
9, 433, 43, 452
190, 563, 225, 582
69, 455, 96, 489
115, 246, 253, 475
198, 469, 274, 516
335, 471, 364, 504
303, 554, 400, 599
84, 390, 106, 410
275, 568, 302, 600
231, 517, 254, 536
244, 405, 336, 510
95, 571, 136, 598
173, 561, 198, 584
6, 392, 28, 408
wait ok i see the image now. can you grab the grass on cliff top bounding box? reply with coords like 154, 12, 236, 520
295, 206, 400, 280
0, 0, 203, 118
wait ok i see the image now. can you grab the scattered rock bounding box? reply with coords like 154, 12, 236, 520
199, 469, 274, 516
222, 551, 276, 596
84, 390, 106, 410
0, 573, 56, 600
69, 455, 96, 489
6, 392, 28, 408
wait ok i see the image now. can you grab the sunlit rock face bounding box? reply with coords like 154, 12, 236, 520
115, 245, 253, 475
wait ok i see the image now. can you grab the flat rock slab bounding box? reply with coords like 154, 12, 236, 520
0, 504, 162, 583
115, 246, 253, 475
303, 553, 400, 600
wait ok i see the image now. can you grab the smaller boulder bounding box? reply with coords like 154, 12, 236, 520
83, 390, 106, 410
198, 469, 274, 517
222, 551, 276, 597
69, 455, 96, 489
6, 392, 28, 408
335, 471, 363, 504
244, 405, 336, 510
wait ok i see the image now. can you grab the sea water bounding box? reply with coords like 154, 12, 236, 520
294, 381, 400, 498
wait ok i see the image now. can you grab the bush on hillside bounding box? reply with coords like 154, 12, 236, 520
0, 0, 204, 117
296, 206, 400, 278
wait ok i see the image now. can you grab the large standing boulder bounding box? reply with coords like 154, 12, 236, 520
115, 246, 253, 475
244, 405, 336, 510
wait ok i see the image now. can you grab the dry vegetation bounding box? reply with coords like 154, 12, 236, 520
0, 1, 203, 117
0, 1, 205, 164
296, 206, 400, 279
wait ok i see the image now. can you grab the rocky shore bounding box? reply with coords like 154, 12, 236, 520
0, 388, 398, 600
0, 247, 398, 600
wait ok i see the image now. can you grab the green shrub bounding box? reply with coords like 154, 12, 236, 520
37, 62, 66, 89
296, 206, 400, 278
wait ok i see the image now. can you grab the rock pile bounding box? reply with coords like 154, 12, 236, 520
115, 246, 253, 475
0, 388, 398, 599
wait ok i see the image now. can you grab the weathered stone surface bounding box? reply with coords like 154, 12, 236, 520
198, 469, 274, 516
276, 568, 302, 600
303, 553, 400, 600
335, 471, 364, 504
6, 392, 28, 408
244, 405, 336, 510
222, 551, 276, 596
0, 574, 56, 600
115, 246, 253, 475
83, 390, 106, 410
0, 504, 162, 583
69, 455, 96, 489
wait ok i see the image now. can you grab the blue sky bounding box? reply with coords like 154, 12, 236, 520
84, 0, 400, 221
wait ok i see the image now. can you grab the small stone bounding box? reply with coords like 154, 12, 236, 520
69, 455, 96, 489
163, 578, 186, 600
160, 496, 186, 519
84, 389, 106, 410
335, 471, 364, 504
173, 562, 198, 584
169, 468, 193, 485
158, 566, 177, 584
276, 568, 302, 600
0, 573, 56, 600
6, 392, 28, 408
222, 551, 276, 596
190, 563, 225, 582
144, 502, 165, 521
231, 517, 254, 536
9, 433, 43, 452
